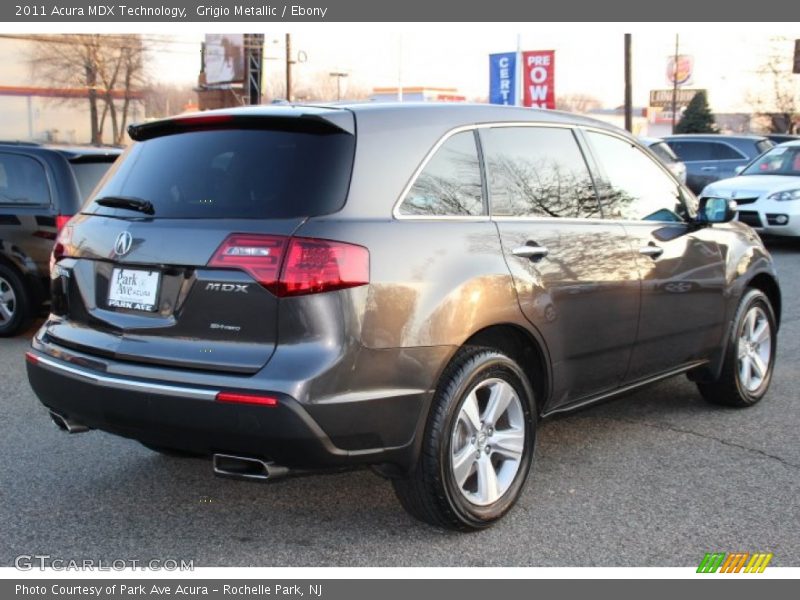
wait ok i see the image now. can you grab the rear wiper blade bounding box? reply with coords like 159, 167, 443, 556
94, 195, 155, 215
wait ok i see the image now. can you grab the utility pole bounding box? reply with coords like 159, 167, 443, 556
624, 34, 632, 132
671, 34, 680, 134
285, 33, 293, 102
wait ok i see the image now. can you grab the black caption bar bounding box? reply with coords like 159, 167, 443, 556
4, 580, 799, 600
3, 0, 800, 21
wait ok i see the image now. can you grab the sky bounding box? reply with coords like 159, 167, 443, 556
146, 24, 800, 113
0, 23, 796, 142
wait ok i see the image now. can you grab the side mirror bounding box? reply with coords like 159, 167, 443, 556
698, 197, 737, 224
734, 165, 745, 175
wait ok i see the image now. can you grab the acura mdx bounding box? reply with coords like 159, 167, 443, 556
26, 104, 781, 530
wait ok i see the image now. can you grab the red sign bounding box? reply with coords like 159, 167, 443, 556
522, 50, 555, 109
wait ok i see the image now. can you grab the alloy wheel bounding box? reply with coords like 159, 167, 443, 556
450, 378, 526, 506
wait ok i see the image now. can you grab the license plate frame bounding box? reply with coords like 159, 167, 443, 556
107, 268, 161, 313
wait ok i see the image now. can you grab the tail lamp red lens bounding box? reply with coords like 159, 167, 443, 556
55, 215, 72, 231
215, 391, 279, 407
208, 234, 369, 297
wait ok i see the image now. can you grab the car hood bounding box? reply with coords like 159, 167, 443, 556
702, 174, 800, 198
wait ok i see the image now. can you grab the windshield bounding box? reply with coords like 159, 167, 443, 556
741, 145, 800, 177
83, 128, 355, 219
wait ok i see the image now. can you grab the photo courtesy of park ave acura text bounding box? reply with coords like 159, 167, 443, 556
0, 20, 799, 570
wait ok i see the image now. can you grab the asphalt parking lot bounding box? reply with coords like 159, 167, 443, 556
1, 240, 798, 568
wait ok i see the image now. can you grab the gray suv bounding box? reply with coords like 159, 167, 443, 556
26, 104, 781, 530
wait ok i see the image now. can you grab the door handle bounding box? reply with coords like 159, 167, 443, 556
700, 166, 718, 172
639, 245, 664, 259
512, 246, 549, 260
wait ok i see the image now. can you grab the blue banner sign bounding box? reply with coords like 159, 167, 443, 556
489, 52, 517, 105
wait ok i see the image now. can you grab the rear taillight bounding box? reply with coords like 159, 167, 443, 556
208, 234, 287, 293
208, 234, 369, 297
55, 215, 71, 232
50, 220, 74, 272
279, 237, 370, 297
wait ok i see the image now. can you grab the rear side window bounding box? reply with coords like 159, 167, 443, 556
399, 131, 484, 216
0, 153, 50, 206
482, 126, 600, 218
668, 140, 744, 161
84, 128, 355, 219
586, 131, 687, 221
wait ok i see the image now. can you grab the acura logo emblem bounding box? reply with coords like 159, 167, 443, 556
113, 231, 133, 257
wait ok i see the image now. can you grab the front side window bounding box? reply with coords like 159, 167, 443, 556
482, 126, 600, 218
0, 153, 50, 206
399, 131, 484, 217
586, 131, 688, 222
666, 141, 714, 162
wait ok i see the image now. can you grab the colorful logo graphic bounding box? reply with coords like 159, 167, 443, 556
697, 552, 773, 573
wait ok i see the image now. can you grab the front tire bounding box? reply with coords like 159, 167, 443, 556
392, 347, 536, 530
697, 289, 777, 407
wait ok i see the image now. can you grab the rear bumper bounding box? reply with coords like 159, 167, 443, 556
26, 348, 427, 471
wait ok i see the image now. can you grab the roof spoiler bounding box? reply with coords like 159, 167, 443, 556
128, 110, 355, 141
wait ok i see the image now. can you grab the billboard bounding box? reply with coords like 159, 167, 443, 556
489, 52, 517, 105
522, 50, 555, 109
204, 34, 245, 85
649, 88, 703, 108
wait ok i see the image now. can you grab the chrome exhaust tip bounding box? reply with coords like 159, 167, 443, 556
212, 453, 289, 482
49, 411, 90, 434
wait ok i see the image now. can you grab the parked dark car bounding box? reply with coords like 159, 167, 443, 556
0, 142, 121, 336
766, 133, 799, 145
26, 105, 780, 530
663, 134, 774, 194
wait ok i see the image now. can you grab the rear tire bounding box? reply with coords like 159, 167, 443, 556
392, 347, 536, 530
0, 264, 31, 338
697, 289, 777, 407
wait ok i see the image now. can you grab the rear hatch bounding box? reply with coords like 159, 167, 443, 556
48, 108, 356, 374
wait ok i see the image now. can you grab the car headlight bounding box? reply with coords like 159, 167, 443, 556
767, 189, 800, 202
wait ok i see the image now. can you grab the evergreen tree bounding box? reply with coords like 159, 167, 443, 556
675, 91, 718, 134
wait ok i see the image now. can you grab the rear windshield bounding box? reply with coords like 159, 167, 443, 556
70, 160, 116, 201
83, 128, 355, 219
648, 141, 679, 164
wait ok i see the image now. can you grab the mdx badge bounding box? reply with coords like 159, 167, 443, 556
206, 283, 249, 293
113, 231, 133, 257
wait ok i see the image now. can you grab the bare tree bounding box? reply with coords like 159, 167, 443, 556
556, 93, 603, 114
748, 37, 799, 133
144, 82, 197, 119
29, 34, 148, 144
263, 68, 370, 103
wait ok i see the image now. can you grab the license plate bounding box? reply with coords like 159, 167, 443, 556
107, 268, 160, 312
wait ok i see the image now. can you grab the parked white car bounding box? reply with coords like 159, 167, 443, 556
701, 141, 800, 237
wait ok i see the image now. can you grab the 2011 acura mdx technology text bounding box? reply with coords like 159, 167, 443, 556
26, 104, 781, 530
